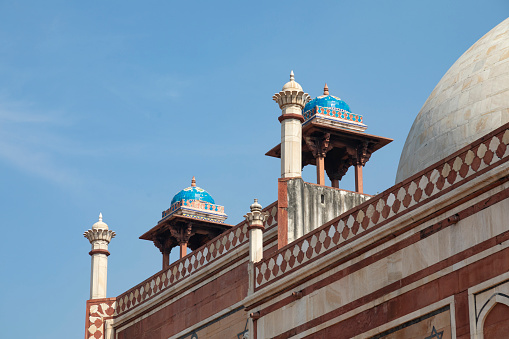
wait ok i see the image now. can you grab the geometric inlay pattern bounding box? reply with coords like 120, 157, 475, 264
255, 126, 509, 289
86, 299, 116, 339
116, 202, 278, 316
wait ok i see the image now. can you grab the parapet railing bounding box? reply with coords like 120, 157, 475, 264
116, 201, 278, 316
254, 124, 509, 290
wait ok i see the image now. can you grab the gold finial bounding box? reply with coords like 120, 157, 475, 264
323, 83, 329, 96
290, 70, 294, 81
191, 176, 196, 187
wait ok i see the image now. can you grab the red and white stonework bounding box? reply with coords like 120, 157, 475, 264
254, 126, 509, 290
85, 298, 116, 339
115, 203, 277, 317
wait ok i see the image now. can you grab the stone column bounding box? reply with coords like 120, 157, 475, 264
245, 199, 268, 263
84, 213, 116, 300
273, 71, 310, 178
354, 141, 372, 194
305, 133, 333, 186
169, 222, 193, 259
245, 199, 268, 295
355, 165, 363, 193
154, 237, 175, 269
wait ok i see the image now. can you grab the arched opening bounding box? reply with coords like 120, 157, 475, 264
483, 303, 509, 339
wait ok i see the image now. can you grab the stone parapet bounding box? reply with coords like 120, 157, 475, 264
254, 122, 509, 290
115, 202, 278, 317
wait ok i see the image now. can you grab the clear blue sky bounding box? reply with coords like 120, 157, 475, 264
0, 2, 507, 338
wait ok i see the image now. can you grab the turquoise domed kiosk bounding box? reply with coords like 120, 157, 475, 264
163, 176, 226, 221
170, 177, 215, 206
302, 84, 366, 131
304, 93, 351, 114
140, 176, 230, 264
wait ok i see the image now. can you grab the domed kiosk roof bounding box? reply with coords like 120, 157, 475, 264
170, 177, 215, 206
304, 84, 351, 113
396, 18, 509, 183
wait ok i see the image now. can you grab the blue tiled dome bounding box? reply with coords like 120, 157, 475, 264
170, 177, 215, 206
304, 95, 351, 113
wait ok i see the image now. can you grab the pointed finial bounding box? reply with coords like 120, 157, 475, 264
323, 83, 329, 96
91, 212, 108, 230
290, 70, 294, 81
191, 176, 196, 187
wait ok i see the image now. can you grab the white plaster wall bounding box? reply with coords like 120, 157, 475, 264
286, 178, 371, 242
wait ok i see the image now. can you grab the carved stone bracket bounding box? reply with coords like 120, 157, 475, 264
305, 133, 333, 159
325, 154, 355, 181
355, 141, 375, 166
153, 236, 176, 254
169, 222, 194, 245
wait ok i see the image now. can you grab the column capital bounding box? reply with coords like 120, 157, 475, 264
244, 199, 269, 230
84, 228, 116, 244
273, 71, 310, 111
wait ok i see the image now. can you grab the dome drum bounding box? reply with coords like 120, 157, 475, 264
302, 88, 367, 132
302, 105, 366, 132
161, 199, 227, 223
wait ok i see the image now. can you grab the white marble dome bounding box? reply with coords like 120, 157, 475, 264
396, 18, 509, 183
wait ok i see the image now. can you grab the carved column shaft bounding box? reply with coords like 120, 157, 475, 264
353, 141, 373, 194
154, 237, 176, 269
305, 133, 333, 186
169, 222, 194, 259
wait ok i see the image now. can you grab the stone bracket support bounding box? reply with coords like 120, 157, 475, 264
305, 133, 333, 186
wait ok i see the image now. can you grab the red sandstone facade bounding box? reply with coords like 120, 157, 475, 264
85, 123, 509, 338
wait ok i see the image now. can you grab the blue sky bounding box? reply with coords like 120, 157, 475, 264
0, 2, 507, 338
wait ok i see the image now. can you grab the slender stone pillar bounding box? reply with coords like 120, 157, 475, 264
153, 237, 174, 270
169, 223, 193, 259
316, 156, 325, 185
355, 165, 363, 193
84, 213, 116, 300
355, 141, 371, 194
245, 199, 268, 263
245, 199, 268, 295
305, 133, 332, 186
179, 242, 187, 258
273, 71, 310, 178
